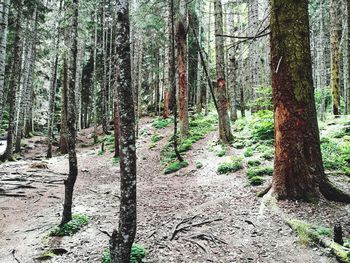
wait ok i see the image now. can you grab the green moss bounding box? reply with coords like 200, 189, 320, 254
103, 244, 147, 263
233, 142, 244, 149
244, 147, 254, 157
250, 176, 264, 185
217, 157, 243, 174
247, 159, 262, 167
50, 214, 89, 236
152, 117, 173, 129
112, 157, 120, 165
151, 134, 163, 143
261, 149, 274, 160
164, 161, 189, 174
247, 166, 273, 178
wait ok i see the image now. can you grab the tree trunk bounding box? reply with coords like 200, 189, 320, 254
109, 1, 137, 261
228, 6, 237, 122
330, 0, 342, 116
177, 0, 189, 137
270, 0, 350, 202
346, 0, 350, 114
102, 2, 110, 135
61, 0, 79, 226
92, 9, 98, 144
60, 55, 69, 155
1, 0, 24, 161
214, 0, 233, 144
0, 0, 9, 126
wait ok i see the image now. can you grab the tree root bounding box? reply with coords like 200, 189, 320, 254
320, 180, 350, 203
256, 184, 272, 198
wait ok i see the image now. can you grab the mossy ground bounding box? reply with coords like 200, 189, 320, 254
103, 244, 147, 263
217, 157, 243, 174
50, 214, 89, 237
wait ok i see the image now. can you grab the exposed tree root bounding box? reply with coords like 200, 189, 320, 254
319, 179, 350, 203
257, 184, 272, 198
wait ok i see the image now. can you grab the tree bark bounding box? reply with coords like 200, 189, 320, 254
330, 0, 342, 116
214, 0, 233, 144
109, 1, 137, 261
270, 0, 350, 202
1, 0, 24, 161
61, 0, 79, 226
0, 0, 9, 127
177, 0, 189, 137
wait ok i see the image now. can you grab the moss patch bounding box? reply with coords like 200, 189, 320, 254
50, 214, 89, 236
217, 157, 243, 174
164, 161, 189, 174
103, 244, 147, 263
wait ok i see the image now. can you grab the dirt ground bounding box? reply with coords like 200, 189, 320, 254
0, 117, 349, 263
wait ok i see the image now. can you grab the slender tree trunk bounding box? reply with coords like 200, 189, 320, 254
1, 0, 24, 161
205, 2, 212, 116
61, 0, 79, 226
228, 6, 237, 121
177, 0, 189, 137
102, 2, 110, 134
214, 0, 233, 144
0, 0, 9, 126
319, 0, 327, 121
346, 0, 350, 114
330, 0, 342, 116
270, 0, 350, 202
109, 1, 137, 261
60, 55, 69, 155
92, 9, 98, 144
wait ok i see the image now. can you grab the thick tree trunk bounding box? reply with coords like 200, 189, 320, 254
109, 1, 137, 262
330, 0, 342, 116
214, 0, 233, 144
61, 0, 79, 226
1, 0, 24, 161
0, 0, 9, 126
270, 0, 350, 202
176, 1, 189, 137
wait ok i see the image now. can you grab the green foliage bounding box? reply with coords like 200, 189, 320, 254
50, 214, 89, 236
244, 147, 254, 157
261, 149, 274, 160
315, 87, 332, 113
217, 157, 243, 174
164, 161, 189, 174
247, 166, 273, 178
247, 159, 262, 167
112, 157, 120, 165
152, 117, 172, 129
232, 142, 244, 149
249, 176, 264, 185
103, 244, 147, 263
103, 134, 115, 146
151, 134, 163, 143
250, 110, 274, 141
249, 86, 273, 109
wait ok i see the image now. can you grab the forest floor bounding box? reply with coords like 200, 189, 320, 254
0, 116, 349, 263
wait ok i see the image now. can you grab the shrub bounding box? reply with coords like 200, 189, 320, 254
164, 161, 189, 174
244, 147, 254, 157
247, 166, 273, 178
50, 214, 89, 236
217, 157, 243, 174
103, 244, 147, 263
152, 118, 172, 129
247, 159, 262, 167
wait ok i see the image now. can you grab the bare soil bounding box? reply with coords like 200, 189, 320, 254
0, 117, 349, 263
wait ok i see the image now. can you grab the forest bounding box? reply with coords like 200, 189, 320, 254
0, 0, 350, 262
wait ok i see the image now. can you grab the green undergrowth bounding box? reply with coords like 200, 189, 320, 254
217, 157, 243, 174
152, 117, 173, 129
50, 214, 89, 236
161, 113, 217, 173
244, 147, 254, 157
321, 137, 350, 176
103, 244, 147, 263
288, 219, 350, 262
196, 161, 203, 169
247, 159, 262, 167
246, 166, 273, 186
164, 161, 189, 174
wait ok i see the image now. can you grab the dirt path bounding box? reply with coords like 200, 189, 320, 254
0, 117, 348, 262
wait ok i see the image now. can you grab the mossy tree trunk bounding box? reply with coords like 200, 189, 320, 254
214, 0, 233, 144
330, 0, 342, 116
61, 0, 79, 226
270, 0, 350, 202
109, 0, 137, 261
1, 0, 24, 161
176, 0, 189, 137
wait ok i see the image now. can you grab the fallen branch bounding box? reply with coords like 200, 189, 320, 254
183, 238, 207, 252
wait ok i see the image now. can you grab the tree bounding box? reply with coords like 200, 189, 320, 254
109, 0, 137, 261
330, 0, 342, 115
214, 0, 233, 144
0, 0, 10, 127
1, 0, 24, 161
61, 0, 79, 226
269, 0, 350, 202
176, 0, 189, 137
